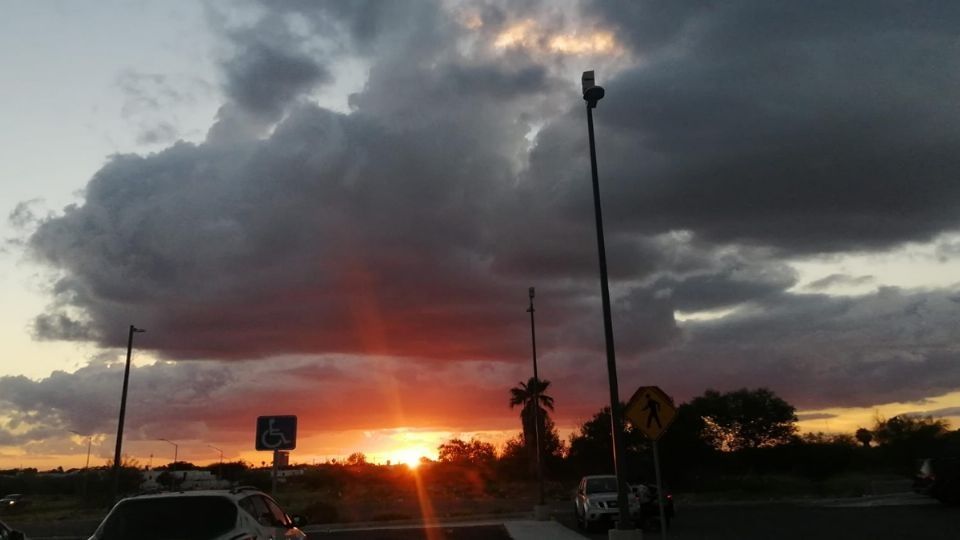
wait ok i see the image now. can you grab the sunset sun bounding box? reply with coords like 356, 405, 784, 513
388, 447, 430, 469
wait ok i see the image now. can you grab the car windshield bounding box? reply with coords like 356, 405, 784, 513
585, 478, 618, 494
96, 496, 237, 540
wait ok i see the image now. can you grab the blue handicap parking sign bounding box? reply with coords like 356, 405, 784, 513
256, 415, 297, 451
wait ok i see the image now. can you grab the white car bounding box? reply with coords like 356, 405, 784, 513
87, 487, 307, 540
574, 475, 641, 530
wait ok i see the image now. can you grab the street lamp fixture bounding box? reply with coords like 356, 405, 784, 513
581, 70, 633, 532
112, 325, 145, 501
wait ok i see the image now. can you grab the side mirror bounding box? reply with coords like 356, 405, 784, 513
291, 514, 308, 527
10, 531, 26, 540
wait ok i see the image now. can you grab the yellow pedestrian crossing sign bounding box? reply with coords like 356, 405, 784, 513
625, 386, 677, 440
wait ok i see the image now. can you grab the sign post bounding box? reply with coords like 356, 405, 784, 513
625, 386, 676, 540
256, 416, 297, 496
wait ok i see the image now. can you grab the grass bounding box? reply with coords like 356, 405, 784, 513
1, 472, 915, 525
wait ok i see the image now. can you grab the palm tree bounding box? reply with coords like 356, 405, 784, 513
509, 377, 555, 457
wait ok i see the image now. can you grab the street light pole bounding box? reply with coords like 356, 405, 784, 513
160, 438, 179, 490
582, 70, 632, 531
527, 287, 545, 508
112, 324, 145, 501
70, 431, 92, 498
208, 445, 224, 482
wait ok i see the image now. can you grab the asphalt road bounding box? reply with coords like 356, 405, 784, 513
305, 525, 511, 539
556, 495, 957, 540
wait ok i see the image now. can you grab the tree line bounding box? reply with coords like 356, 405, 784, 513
462, 379, 960, 491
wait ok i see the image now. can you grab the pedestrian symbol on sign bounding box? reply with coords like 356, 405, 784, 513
624, 386, 676, 441
641, 393, 662, 429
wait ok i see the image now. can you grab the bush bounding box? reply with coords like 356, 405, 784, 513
300, 500, 338, 524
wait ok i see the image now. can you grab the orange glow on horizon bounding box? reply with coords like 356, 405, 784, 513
381, 446, 432, 469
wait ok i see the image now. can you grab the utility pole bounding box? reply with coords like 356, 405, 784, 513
112, 324, 145, 501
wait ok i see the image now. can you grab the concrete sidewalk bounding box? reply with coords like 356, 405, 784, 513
503, 519, 589, 539
304, 518, 589, 539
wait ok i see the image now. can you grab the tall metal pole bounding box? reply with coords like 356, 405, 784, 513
583, 71, 632, 530
527, 287, 544, 506
70, 431, 92, 498
160, 438, 178, 490
271, 449, 278, 496
112, 325, 144, 500
652, 441, 668, 540
208, 445, 224, 481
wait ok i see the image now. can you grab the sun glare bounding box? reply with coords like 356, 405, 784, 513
388, 447, 430, 469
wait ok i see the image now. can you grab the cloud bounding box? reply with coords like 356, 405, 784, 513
624, 286, 960, 409
19, 0, 960, 423
797, 413, 838, 422
806, 273, 875, 291
220, 37, 330, 121
115, 69, 210, 146
902, 406, 960, 418
535, 0, 960, 253
0, 355, 555, 455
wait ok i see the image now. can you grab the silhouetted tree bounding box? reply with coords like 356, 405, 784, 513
438, 438, 496, 465
872, 414, 950, 471
509, 377, 555, 469
567, 404, 648, 479
873, 415, 949, 446
346, 452, 368, 466
689, 388, 797, 451
855, 428, 873, 448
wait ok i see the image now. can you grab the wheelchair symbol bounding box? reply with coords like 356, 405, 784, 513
260, 418, 292, 449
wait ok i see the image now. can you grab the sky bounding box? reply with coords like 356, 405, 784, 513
3, 0, 960, 470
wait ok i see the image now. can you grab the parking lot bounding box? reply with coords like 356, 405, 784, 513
556, 494, 957, 540
7, 494, 957, 540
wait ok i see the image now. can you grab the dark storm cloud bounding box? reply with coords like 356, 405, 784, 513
644, 257, 796, 312
27, 0, 570, 360
221, 38, 331, 120
542, 0, 960, 253
619, 286, 960, 409
21, 0, 960, 420
261, 0, 453, 54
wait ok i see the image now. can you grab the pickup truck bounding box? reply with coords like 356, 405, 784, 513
914, 457, 960, 504
574, 475, 674, 531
